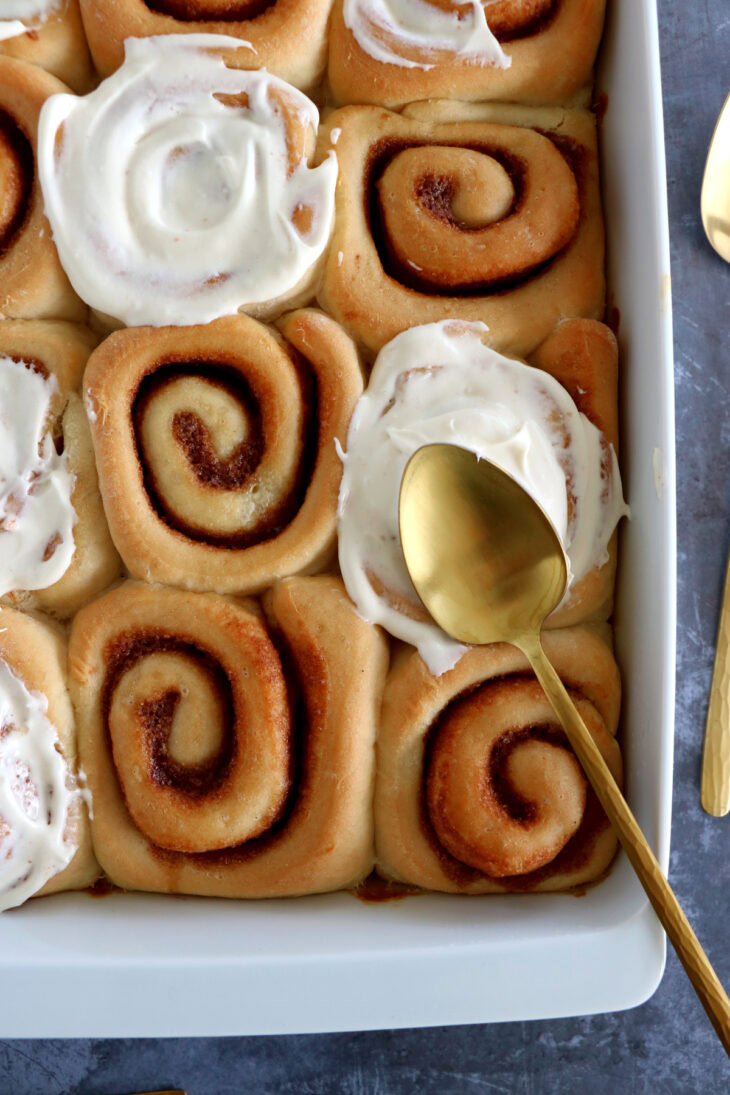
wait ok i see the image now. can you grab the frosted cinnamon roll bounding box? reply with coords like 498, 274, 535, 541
0, 2, 92, 91
38, 36, 338, 329
0, 57, 84, 321
338, 319, 627, 676
0, 319, 121, 618
0, 606, 97, 911
69, 577, 388, 897
317, 101, 604, 357
376, 625, 622, 892
329, 0, 606, 108
84, 310, 361, 594
79, 0, 333, 90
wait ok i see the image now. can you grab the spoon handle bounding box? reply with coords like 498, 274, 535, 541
520, 633, 730, 1057
701, 547, 730, 816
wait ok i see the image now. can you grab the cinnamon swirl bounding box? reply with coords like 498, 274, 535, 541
84, 310, 362, 594
337, 318, 627, 676
69, 577, 388, 897
317, 101, 604, 357
0, 57, 84, 321
376, 625, 622, 892
37, 36, 338, 328
0, 319, 121, 619
79, 0, 333, 89
329, 0, 606, 108
0, 2, 92, 91
0, 606, 97, 910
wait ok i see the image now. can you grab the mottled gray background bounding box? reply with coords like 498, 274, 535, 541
1, 1, 729, 1091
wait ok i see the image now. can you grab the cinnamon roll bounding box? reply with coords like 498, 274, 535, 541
69, 577, 388, 897
37, 35, 338, 329
376, 626, 622, 893
329, 0, 606, 108
79, 0, 333, 90
0, 57, 84, 321
0, 606, 97, 911
0, 2, 92, 91
84, 310, 362, 594
0, 319, 121, 619
317, 101, 604, 357
338, 318, 627, 675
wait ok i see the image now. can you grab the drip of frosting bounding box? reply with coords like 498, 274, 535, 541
337, 321, 629, 676
343, 0, 511, 71
37, 34, 338, 328
0, 0, 58, 39
0, 657, 77, 911
0, 356, 76, 597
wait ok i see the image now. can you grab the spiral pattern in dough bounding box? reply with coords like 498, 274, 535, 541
376, 627, 622, 893
38, 35, 337, 327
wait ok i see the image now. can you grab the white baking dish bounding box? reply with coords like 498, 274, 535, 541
0, 0, 675, 1037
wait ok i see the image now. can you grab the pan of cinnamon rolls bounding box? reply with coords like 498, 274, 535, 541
0, 1, 632, 913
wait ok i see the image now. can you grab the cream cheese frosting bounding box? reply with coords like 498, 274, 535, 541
0, 0, 57, 39
37, 34, 338, 328
337, 321, 629, 675
342, 0, 510, 70
0, 658, 77, 911
0, 356, 76, 598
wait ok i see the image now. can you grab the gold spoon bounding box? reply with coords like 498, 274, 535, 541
399, 443, 730, 1054
700, 93, 730, 814
701, 91, 730, 262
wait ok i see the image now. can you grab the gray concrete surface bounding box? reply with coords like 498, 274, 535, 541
1, 1, 728, 1091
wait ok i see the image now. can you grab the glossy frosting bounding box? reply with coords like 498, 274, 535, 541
0, 657, 76, 911
338, 321, 628, 675
0, 357, 75, 598
343, 0, 510, 70
37, 35, 338, 327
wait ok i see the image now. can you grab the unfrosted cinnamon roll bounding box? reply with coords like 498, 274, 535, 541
84, 310, 361, 594
37, 36, 338, 329
317, 101, 604, 357
0, 606, 97, 911
0, 320, 121, 619
376, 626, 622, 892
329, 0, 606, 108
0, 57, 84, 321
0, 2, 92, 91
79, 0, 333, 89
338, 318, 627, 675
69, 577, 388, 897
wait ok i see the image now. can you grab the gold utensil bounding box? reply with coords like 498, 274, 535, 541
702, 550, 730, 816
701, 91, 730, 262
399, 443, 730, 1055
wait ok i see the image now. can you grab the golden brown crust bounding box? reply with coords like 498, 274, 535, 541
0, 58, 85, 322
69, 576, 388, 897
317, 102, 604, 358
0, 1, 93, 92
84, 310, 362, 595
328, 0, 606, 108
79, 0, 334, 89
376, 625, 621, 893
0, 320, 121, 619
0, 605, 98, 900
533, 318, 619, 628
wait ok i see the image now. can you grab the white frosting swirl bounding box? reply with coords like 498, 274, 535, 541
0, 0, 57, 39
37, 35, 338, 328
0, 658, 76, 911
343, 0, 510, 70
337, 321, 628, 676
0, 357, 76, 598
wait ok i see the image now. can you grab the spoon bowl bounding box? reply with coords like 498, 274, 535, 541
399, 443, 567, 645
701, 91, 730, 263
399, 442, 730, 1056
